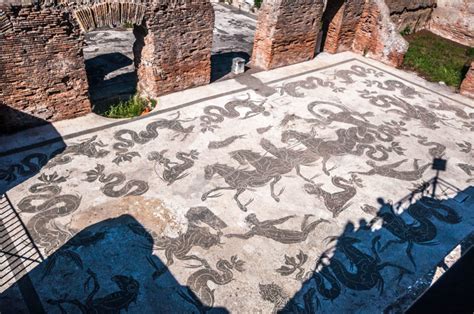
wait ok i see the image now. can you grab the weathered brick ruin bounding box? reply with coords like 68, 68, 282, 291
384, 0, 474, 47
430, 0, 474, 47
251, 0, 325, 70
0, 4, 91, 132
1, 0, 473, 132
320, 0, 407, 67
0, 0, 214, 132
461, 62, 474, 99
385, 0, 436, 33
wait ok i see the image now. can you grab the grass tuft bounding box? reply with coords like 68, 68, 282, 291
402, 30, 474, 88
105, 94, 156, 119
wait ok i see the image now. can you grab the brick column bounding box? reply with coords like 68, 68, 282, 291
460, 62, 474, 99
135, 0, 214, 98
251, 0, 326, 70
322, 0, 366, 53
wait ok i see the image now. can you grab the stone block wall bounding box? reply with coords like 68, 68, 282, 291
385, 0, 436, 33
429, 0, 474, 47
460, 62, 474, 99
251, 0, 325, 70
136, 0, 214, 98
0, 5, 90, 133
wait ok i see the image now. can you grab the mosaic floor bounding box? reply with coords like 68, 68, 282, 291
0, 56, 473, 313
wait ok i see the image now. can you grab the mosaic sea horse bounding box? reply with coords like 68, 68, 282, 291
201, 163, 284, 211
112, 112, 195, 164
179, 256, 245, 308
17, 172, 82, 254
199, 94, 269, 131
304, 174, 363, 218
0, 135, 109, 183
320, 236, 412, 295
363, 197, 462, 267
281, 128, 396, 175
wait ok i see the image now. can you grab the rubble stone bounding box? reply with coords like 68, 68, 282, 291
385, 0, 436, 33
429, 0, 474, 47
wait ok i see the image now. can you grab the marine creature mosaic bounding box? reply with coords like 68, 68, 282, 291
1, 58, 473, 313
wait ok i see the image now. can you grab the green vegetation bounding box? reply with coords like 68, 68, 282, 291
402, 30, 474, 88
123, 21, 134, 29
254, 0, 262, 9
400, 26, 411, 36
104, 94, 156, 119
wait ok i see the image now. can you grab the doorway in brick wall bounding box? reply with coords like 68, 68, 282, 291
319, 0, 345, 54
83, 25, 139, 115
211, 2, 258, 82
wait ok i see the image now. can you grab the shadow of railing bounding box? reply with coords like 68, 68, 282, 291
0, 214, 230, 313
277, 173, 473, 313
0, 194, 44, 294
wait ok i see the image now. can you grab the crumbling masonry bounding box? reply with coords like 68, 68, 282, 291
0, 0, 472, 132
0, 0, 214, 132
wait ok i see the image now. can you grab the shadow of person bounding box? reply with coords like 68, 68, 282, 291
279, 179, 472, 313
0, 214, 229, 313
0, 106, 67, 195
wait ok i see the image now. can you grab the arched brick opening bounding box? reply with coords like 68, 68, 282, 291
0, 0, 214, 131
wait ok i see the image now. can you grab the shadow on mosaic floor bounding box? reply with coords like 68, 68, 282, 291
0, 107, 66, 195
0, 214, 229, 313
276, 175, 473, 313
85, 52, 137, 114
211, 51, 250, 82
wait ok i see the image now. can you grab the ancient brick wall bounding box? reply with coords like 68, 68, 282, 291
0, 5, 90, 133
385, 0, 436, 33
429, 0, 474, 47
320, 0, 407, 67
322, 0, 366, 54
350, 0, 408, 67
136, 0, 214, 98
460, 62, 474, 99
0, 0, 214, 132
251, 0, 326, 70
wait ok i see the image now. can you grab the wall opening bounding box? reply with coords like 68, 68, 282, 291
210, 2, 258, 82
320, 0, 345, 54
83, 24, 140, 114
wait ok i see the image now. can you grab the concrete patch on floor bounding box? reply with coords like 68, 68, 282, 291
0, 54, 473, 312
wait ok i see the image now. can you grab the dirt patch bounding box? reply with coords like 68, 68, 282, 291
69, 196, 182, 236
